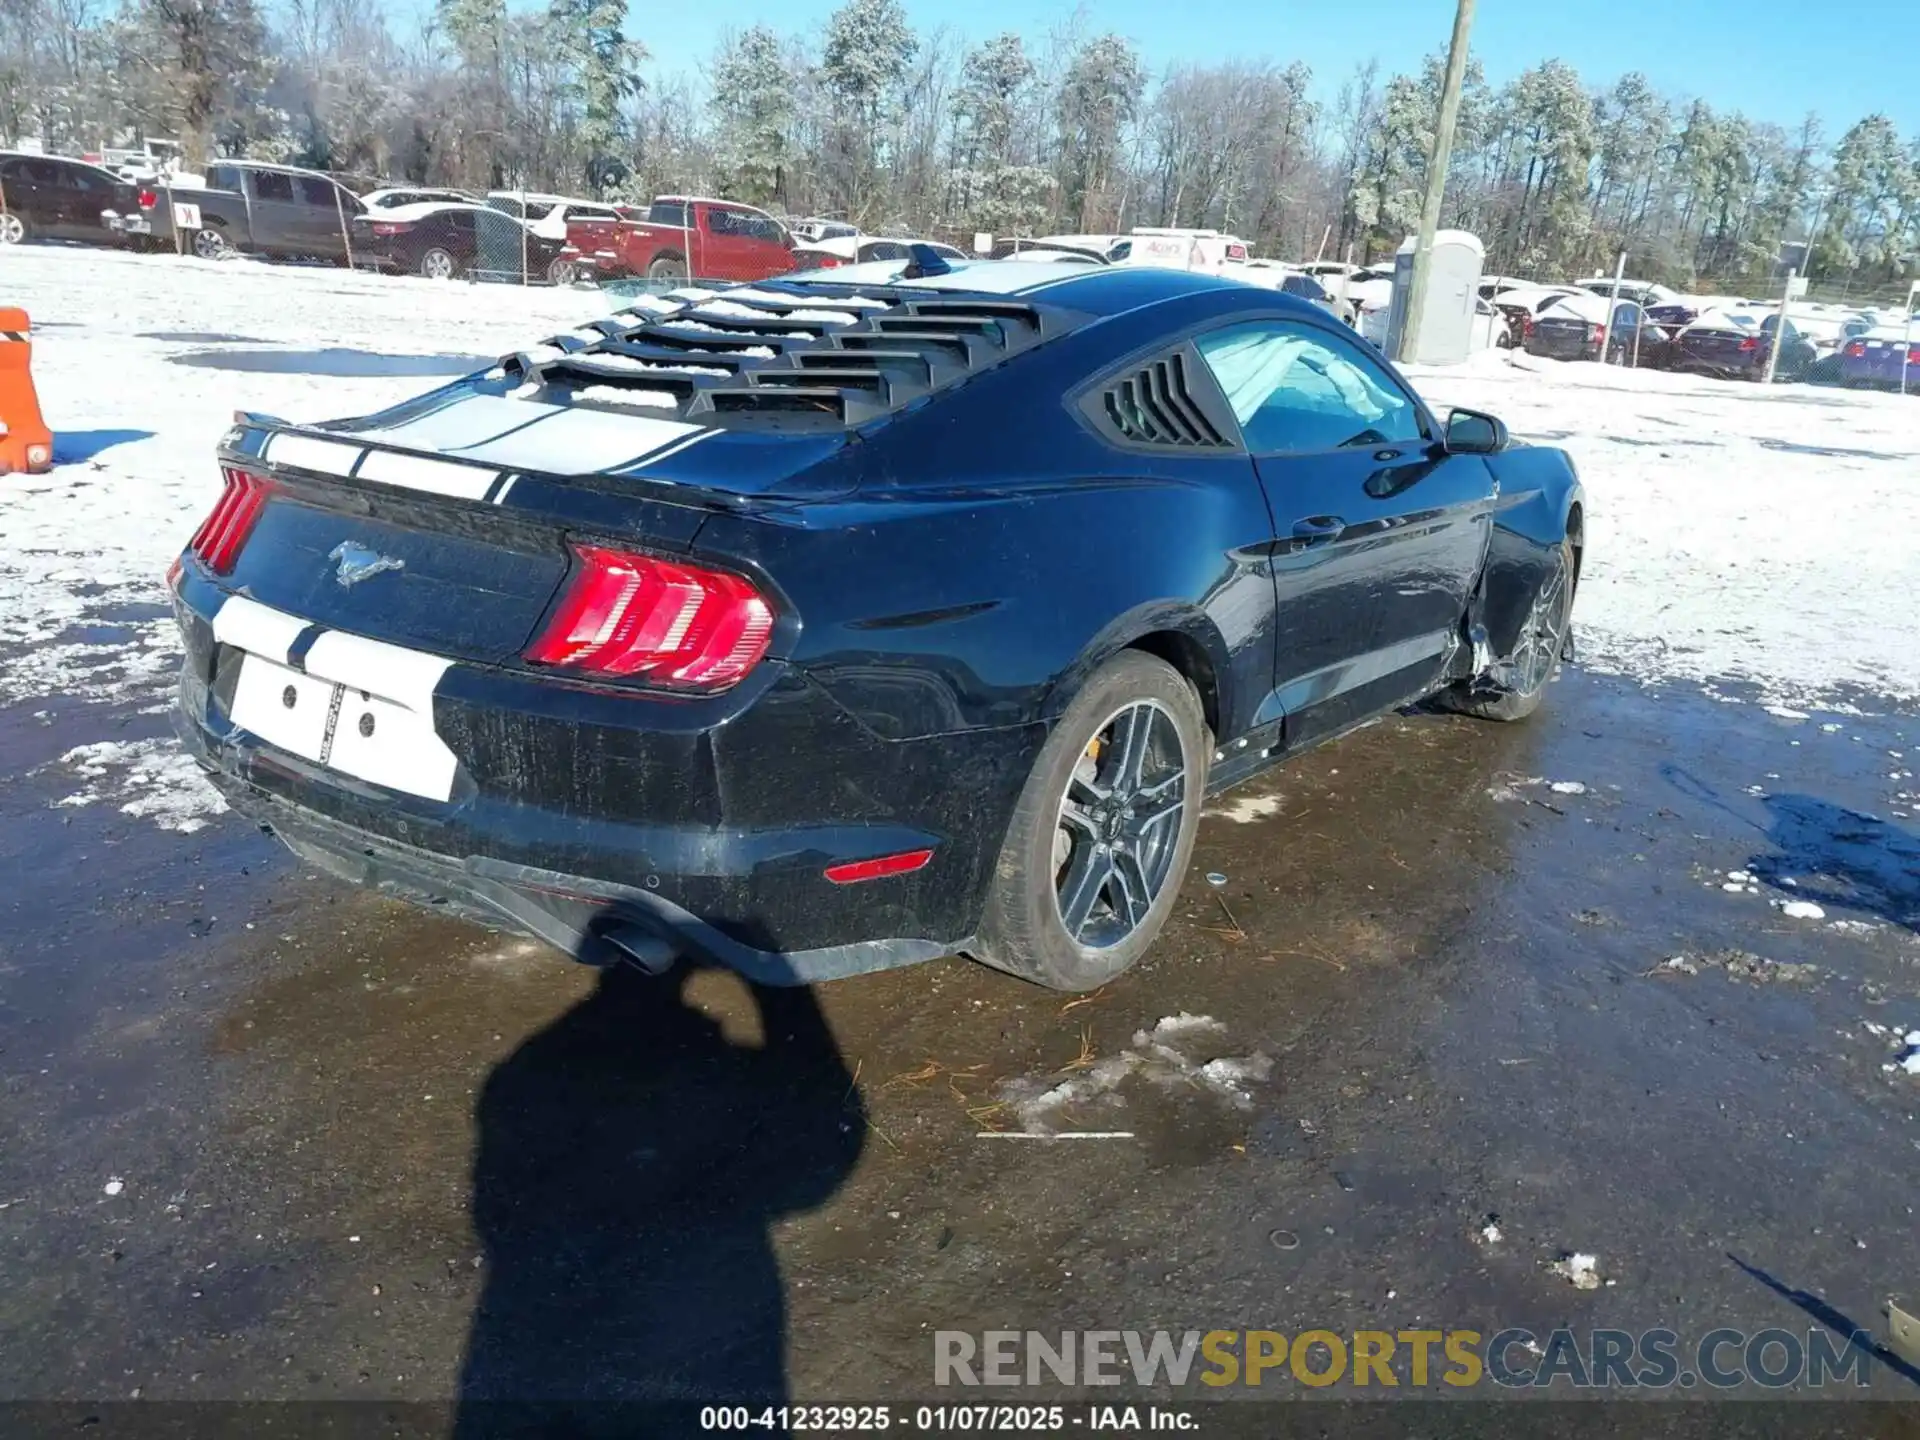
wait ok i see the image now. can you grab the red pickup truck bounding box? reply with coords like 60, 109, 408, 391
562, 196, 797, 285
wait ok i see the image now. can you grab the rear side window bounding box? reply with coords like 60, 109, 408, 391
650, 200, 688, 227
252, 169, 295, 201
297, 175, 338, 207
208, 164, 241, 190
1195, 320, 1424, 456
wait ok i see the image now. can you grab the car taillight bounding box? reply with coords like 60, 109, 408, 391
1906, 346, 1920, 365
525, 544, 774, 689
185, 468, 272, 575
1589, 324, 1604, 343
137, 188, 157, 210
370, 222, 403, 237
814, 255, 841, 268
1738, 337, 1758, 352
1844, 341, 1866, 357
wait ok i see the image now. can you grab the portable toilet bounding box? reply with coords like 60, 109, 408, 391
1383, 230, 1485, 364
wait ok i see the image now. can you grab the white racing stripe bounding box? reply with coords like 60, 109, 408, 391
348, 394, 563, 452
354, 448, 499, 501
210, 594, 309, 664
262, 432, 363, 477
450, 407, 707, 472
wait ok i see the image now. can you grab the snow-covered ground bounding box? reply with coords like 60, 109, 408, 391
3, 247, 1918, 828
1408, 349, 1920, 711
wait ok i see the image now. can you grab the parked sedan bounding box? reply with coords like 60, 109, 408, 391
0, 151, 149, 247
1524, 297, 1670, 367
1668, 312, 1815, 382
1837, 326, 1920, 389
170, 262, 1581, 991
351, 202, 567, 282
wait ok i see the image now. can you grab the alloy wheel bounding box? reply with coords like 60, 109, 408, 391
0, 213, 25, 244
422, 248, 455, 280
192, 228, 227, 259
1509, 551, 1573, 693
1051, 700, 1187, 950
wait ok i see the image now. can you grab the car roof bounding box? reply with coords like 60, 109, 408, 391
2, 150, 120, 175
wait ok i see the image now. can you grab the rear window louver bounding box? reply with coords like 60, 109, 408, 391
494, 284, 1074, 430
1090, 350, 1232, 449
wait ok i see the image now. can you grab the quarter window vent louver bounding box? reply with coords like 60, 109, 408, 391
1100, 352, 1229, 448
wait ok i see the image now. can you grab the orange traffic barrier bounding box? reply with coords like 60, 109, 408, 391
0, 307, 53, 475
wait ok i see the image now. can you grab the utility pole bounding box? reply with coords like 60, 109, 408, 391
1397, 0, 1476, 364
1762, 267, 1797, 385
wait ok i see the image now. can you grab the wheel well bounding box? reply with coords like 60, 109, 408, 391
1127, 630, 1220, 739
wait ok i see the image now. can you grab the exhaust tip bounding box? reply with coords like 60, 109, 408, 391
599, 924, 680, 976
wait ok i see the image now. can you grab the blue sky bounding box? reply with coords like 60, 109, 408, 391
630, 0, 1920, 137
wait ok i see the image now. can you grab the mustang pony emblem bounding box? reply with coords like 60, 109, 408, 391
328, 541, 406, 587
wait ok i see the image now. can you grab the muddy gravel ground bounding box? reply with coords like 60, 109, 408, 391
2, 667, 1919, 1427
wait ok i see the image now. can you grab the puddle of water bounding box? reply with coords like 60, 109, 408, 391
166, 348, 491, 377
140, 331, 274, 344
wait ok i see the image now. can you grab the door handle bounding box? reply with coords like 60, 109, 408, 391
1290, 516, 1346, 546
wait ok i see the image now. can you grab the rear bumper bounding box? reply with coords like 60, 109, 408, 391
171, 570, 1044, 983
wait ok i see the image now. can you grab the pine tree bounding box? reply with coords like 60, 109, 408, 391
1056, 32, 1143, 231
710, 25, 794, 206
547, 0, 643, 194
821, 0, 915, 215
946, 33, 1052, 234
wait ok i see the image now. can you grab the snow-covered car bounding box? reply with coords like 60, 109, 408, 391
1035, 233, 1130, 262
1575, 277, 1679, 310
791, 235, 968, 270
1524, 292, 1671, 367
788, 217, 860, 245
998, 247, 1107, 266
363, 186, 479, 211
1490, 285, 1587, 347
1667, 311, 1814, 382
350, 201, 568, 282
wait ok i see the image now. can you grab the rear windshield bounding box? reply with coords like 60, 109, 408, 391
649, 200, 689, 227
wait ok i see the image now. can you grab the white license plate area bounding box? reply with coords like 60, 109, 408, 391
227, 652, 456, 802
229, 653, 335, 761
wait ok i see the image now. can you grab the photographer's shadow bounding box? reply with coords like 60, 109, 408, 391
455, 960, 865, 1436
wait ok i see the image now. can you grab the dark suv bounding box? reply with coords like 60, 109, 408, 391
0, 152, 147, 247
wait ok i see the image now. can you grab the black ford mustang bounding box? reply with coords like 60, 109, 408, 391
170, 257, 1582, 990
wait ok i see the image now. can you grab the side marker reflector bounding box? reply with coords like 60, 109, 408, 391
824, 849, 934, 885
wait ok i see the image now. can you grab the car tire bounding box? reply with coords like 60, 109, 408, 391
971, 650, 1209, 991
1437, 534, 1578, 723
0, 212, 28, 244
189, 225, 230, 260
545, 255, 578, 285
648, 255, 688, 284
419, 246, 460, 281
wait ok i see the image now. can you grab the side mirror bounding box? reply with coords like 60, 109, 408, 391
1445, 408, 1508, 455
